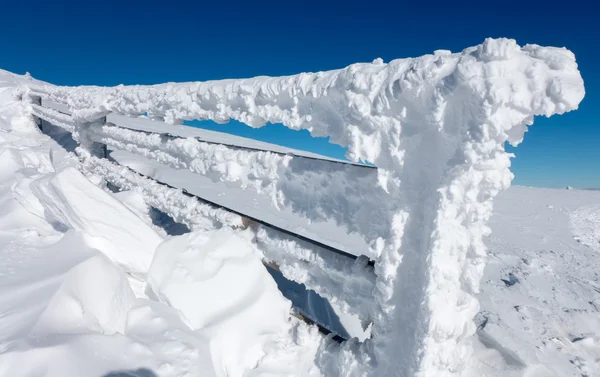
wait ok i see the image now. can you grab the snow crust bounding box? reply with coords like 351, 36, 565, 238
30, 166, 164, 277
468, 186, 600, 377
570, 204, 600, 251
4, 37, 587, 376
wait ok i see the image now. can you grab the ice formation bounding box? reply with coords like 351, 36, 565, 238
23, 37, 585, 376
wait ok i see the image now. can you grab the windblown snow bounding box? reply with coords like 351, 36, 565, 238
0, 37, 594, 377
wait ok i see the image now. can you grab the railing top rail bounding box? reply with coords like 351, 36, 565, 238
39, 98, 375, 169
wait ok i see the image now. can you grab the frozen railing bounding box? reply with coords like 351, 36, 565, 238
27, 38, 584, 376
31, 98, 377, 342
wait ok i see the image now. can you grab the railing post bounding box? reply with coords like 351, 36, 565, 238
80, 117, 108, 159
31, 96, 43, 132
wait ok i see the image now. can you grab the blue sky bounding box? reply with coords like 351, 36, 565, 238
1, 0, 597, 187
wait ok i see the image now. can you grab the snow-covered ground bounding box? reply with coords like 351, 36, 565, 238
470, 187, 600, 376
0, 37, 595, 377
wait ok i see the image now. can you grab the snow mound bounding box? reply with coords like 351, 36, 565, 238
147, 228, 297, 377
31, 254, 136, 335
570, 204, 600, 251
30, 166, 163, 276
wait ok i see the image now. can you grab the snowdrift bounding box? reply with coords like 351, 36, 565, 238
14, 37, 587, 376
30, 166, 163, 276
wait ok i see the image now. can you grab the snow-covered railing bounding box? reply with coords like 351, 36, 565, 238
27, 38, 584, 376
31, 100, 377, 340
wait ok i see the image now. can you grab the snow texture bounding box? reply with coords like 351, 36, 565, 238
147, 229, 300, 377
570, 204, 600, 251
469, 186, 600, 377
13, 37, 588, 376
30, 166, 164, 277
31, 254, 137, 336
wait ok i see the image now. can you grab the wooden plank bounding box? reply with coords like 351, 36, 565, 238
105, 112, 375, 169
155, 176, 373, 266
35, 96, 374, 167
40, 98, 72, 115
32, 103, 375, 266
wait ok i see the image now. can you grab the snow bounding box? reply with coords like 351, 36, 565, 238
30, 166, 164, 277
147, 229, 298, 377
467, 186, 600, 377
31, 254, 136, 336
570, 203, 600, 251
0, 36, 590, 377
147, 229, 287, 331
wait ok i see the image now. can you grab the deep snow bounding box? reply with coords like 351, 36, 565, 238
0, 37, 593, 377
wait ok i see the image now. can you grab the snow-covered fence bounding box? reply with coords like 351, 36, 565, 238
28, 38, 584, 376
30, 98, 378, 336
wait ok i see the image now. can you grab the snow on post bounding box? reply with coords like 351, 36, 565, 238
30, 38, 584, 376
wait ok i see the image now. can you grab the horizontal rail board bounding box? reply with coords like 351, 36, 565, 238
38, 97, 374, 169
39, 98, 71, 115
107, 113, 375, 169
109, 149, 373, 264
30, 105, 375, 264
122, 156, 373, 266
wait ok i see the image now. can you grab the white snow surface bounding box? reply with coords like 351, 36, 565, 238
570, 203, 600, 251
470, 187, 600, 377
30, 166, 163, 277
0, 37, 589, 377
147, 229, 301, 377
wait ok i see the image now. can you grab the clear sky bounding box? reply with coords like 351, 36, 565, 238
1, 0, 597, 188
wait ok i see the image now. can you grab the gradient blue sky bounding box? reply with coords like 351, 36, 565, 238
1, 0, 597, 187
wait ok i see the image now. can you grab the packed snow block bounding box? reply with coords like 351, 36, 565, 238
0, 146, 53, 182
32, 38, 585, 376
147, 228, 293, 376
30, 166, 163, 276
112, 189, 154, 227
31, 254, 136, 335
0, 147, 24, 181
